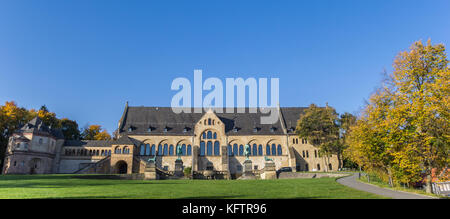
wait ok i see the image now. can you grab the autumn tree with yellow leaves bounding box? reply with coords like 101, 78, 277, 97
346, 40, 449, 193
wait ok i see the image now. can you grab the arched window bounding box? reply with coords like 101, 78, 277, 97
207, 141, 213, 156
213, 132, 217, 139
202, 132, 206, 139
207, 131, 212, 139
181, 144, 186, 155
115, 146, 121, 154
305, 164, 309, 171
200, 141, 205, 156
296, 139, 299, 144
144, 144, 149, 155
140, 145, 145, 155
258, 145, 263, 156
317, 164, 320, 171
293, 139, 295, 144
158, 144, 162, 155
214, 141, 220, 155
123, 146, 129, 154
266, 145, 270, 155
252, 144, 257, 156
150, 144, 155, 155
272, 144, 276, 155
208, 118, 211, 125
302, 151, 305, 158
163, 144, 168, 155
228, 145, 232, 156
239, 145, 244, 156
328, 163, 332, 171
187, 145, 191, 155
233, 144, 238, 156
169, 145, 174, 156
277, 144, 282, 155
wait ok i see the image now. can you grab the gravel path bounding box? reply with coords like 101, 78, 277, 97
336, 173, 436, 199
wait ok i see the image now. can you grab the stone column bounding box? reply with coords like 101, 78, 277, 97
174, 159, 184, 177
144, 162, 157, 180
261, 161, 277, 180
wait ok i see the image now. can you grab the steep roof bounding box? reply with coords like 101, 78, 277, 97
118, 106, 306, 136
63, 136, 139, 147
18, 117, 64, 139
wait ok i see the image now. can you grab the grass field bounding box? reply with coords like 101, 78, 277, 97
0, 174, 387, 199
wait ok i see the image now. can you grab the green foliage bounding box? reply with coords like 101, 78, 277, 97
296, 103, 356, 170
183, 166, 192, 177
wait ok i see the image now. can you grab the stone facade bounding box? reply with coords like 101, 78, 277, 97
2, 104, 340, 178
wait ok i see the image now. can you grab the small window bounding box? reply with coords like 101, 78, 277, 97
128, 127, 133, 132
39, 138, 43, 144
163, 127, 168, 132
147, 127, 152, 132
233, 127, 238, 133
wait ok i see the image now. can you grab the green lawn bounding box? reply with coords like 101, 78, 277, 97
0, 174, 387, 199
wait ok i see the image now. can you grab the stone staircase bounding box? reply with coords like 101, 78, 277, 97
73, 156, 111, 174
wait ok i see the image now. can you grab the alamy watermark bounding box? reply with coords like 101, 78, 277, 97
171, 69, 280, 124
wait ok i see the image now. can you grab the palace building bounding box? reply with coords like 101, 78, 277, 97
2, 103, 339, 178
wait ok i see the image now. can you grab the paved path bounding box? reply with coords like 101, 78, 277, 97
336, 173, 436, 199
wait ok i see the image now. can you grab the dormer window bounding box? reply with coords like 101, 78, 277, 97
270, 127, 276, 132
147, 127, 152, 132
183, 127, 188, 133
128, 127, 132, 132
233, 127, 238, 133
163, 127, 168, 133
253, 127, 258, 133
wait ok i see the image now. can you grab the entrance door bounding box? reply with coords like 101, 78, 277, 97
116, 161, 128, 174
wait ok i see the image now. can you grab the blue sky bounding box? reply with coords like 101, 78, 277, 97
0, 0, 449, 133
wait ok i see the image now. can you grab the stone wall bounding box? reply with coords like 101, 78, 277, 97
278, 172, 349, 179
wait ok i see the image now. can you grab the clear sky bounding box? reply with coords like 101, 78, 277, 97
0, 0, 449, 133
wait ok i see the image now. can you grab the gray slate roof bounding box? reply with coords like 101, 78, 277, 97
118, 106, 306, 136
63, 136, 138, 147
18, 117, 64, 139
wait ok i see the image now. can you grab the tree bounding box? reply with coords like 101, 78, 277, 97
81, 125, 111, 140
0, 101, 32, 167
296, 103, 340, 171
346, 40, 449, 192
339, 112, 357, 169
58, 118, 81, 140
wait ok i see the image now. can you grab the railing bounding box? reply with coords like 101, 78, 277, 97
432, 181, 450, 196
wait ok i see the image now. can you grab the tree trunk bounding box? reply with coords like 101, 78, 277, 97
425, 174, 433, 194
387, 168, 393, 187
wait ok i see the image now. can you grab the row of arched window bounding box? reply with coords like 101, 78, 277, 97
139, 144, 192, 156
292, 138, 308, 144
204, 118, 216, 126
227, 143, 283, 156
115, 146, 130, 154
199, 141, 220, 156
65, 148, 111, 156
202, 131, 217, 139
